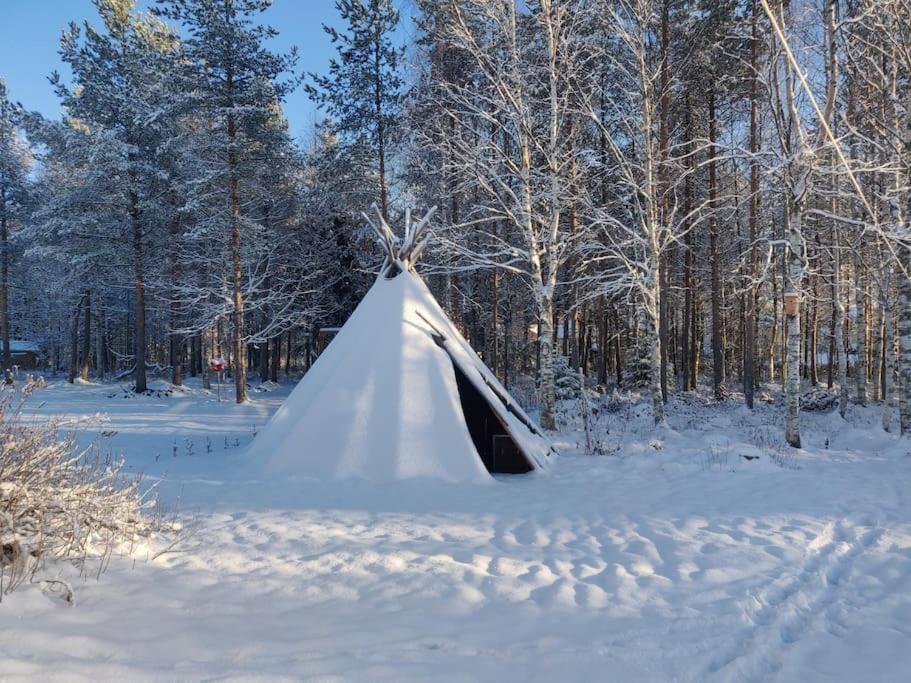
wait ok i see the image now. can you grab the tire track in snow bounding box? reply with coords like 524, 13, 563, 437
706, 519, 882, 682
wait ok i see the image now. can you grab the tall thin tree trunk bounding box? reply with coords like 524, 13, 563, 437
646, 277, 665, 424
224, 13, 247, 404
854, 253, 867, 405
614, 310, 623, 386
373, 22, 389, 221
682, 135, 694, 392
828, 276, 835, 390
80, 290, 91, 381
898, 241, 911, 432
658, 0, 671, 403
744, 1, 759, 407
96, 307, 106, 378
538, 292, 556, 430
0, 189, 10, 370
504, 292, 512, 389
285, 329, 293, 375
784, 195, 805, 448
129, 179, 147, 394
270, 332, 281, 383
872, 301, 883, 402
708, 89, 724, 398
881, 275, 895, 431
68, 296, 83, 384
810, 274, 818, 386
489, 236, 500, 376
169, 215, 183, 387
834, 235, 849, 417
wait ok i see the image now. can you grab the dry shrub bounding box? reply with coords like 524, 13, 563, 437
0, 379, 169, 602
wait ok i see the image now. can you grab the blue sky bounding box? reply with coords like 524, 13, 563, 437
0, 0, 370, 142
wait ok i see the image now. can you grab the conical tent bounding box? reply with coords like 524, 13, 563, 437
254, 207, 555, 483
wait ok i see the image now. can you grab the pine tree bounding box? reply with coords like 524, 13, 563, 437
305, 0, 403, 222
0, 81, 30, 370
19, 115, 121, 383
52, 0, 181, 391
154, 0, 298, 403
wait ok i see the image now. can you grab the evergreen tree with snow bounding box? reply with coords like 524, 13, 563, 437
306, 0, 403, 222
153, 0, 299, 403
0, 81, 30, 370
50, 0, 181, 391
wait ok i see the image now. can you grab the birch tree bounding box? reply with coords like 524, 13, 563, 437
761, 0, 836, 447
421, 0, 590, 429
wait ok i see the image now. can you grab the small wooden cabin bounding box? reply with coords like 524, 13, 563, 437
9, 340, 41, 370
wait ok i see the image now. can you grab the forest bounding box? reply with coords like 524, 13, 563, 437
4, 1, 911, 679
1, 0, 909, 448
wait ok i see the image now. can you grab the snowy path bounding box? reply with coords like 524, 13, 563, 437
2, 380, 910, 681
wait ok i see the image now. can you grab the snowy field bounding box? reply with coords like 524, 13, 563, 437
2, 378, 911, 682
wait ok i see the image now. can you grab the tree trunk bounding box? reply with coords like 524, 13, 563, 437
170, 334, 183, 387
259, 338, 270, 381
504, 292, 512, 389
645, 277, 665, 425
80, 290, 91, 381
227, 102, 247, 402
202, 331, 211, 391
769, 268, 778, 383
882, 273, 895, 431
682, 154, 694, 392
784, 198, 805, 448
614, 309, 623, 386
129, 180, 147, 394
708, 90, 724, 399
854, 253, 867, 405
744, 0, 759, 408
489, 261, 500, 377
828, 270, 835, 389
538, 293, 556, 430
658, 0, 671, 403
169, 215, 183, 387
305, 326, 314, 371
872, 301, 883, 402
285, 329, 293, 375
68, 297, 82, 384
95, 305, 104, 377
373, 22, 389, 221
896, 245, 911, 432
834, 236, 849, 417
809, 275, 818, 386
270, 333, 281, 383
0, 190, 10, 370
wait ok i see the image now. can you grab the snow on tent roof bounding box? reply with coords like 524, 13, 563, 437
252, 207, 555, 483
10, 340, 40, 353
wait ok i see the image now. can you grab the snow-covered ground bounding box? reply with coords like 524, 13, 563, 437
2, 377, 910, 682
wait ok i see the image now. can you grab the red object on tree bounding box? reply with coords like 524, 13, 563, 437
209, 358, 226, 372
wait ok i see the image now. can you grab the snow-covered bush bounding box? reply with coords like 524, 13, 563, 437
801, 387, 839, 412
603, 388, 631, 414
553, 355, 582, 400
507, 374, 539, 413
0, 380, 165, 601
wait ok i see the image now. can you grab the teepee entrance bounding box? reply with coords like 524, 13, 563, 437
450, 359, 533, 474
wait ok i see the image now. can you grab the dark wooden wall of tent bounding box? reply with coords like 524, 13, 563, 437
451, 361, 533, 474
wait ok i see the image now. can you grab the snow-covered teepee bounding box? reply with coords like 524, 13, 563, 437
253, 206, 555, 483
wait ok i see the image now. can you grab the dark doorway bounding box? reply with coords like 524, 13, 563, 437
450, 360, 533, 474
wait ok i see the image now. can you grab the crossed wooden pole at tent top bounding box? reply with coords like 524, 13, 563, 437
363, 204, 438, 278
